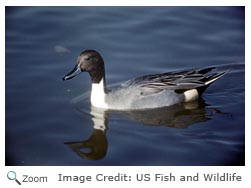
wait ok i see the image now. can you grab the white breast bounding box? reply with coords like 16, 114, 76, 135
91, 79, 109, 109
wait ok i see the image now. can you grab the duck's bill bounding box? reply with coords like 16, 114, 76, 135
62, 65, 81, 80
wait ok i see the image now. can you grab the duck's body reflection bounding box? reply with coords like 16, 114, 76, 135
65, 99, 219, 160
113, 99, 211, 129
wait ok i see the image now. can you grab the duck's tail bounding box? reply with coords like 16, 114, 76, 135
197, 68, 230, 96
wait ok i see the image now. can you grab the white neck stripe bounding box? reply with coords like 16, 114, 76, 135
90, 79, 108, 108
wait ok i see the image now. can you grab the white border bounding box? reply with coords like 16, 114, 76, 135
1, 0, 250, 188
0, 0, 248, 6
1, 1, 5, 167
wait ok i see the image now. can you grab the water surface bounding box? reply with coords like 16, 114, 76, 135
6, 7, 245, 165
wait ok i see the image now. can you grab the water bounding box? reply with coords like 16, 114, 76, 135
5, 7, 245, 166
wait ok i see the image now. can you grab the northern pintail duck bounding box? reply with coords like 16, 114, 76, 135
63, 50, 228, 110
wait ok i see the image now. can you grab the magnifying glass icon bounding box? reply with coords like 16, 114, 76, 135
7, 171, 21, 185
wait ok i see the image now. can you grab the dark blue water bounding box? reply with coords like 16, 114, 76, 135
6, 7, 244, 166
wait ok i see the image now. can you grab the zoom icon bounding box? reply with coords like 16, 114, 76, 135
7, 171, 21, 185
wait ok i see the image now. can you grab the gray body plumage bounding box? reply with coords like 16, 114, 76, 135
105, 67, 227, 109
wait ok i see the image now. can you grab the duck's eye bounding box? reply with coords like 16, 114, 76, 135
85, 57, 91, 60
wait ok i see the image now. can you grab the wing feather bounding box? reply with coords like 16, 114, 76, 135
123, 67, 227, 96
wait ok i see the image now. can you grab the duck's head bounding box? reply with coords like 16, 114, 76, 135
63, 50, 105, 83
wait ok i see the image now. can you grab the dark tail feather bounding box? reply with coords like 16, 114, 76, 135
198, 67, 216, 74
197, 84, 211, 96
197, 69, 229, 96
